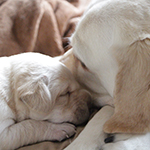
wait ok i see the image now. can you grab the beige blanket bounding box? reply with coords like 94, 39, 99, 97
0, 0, 91, 57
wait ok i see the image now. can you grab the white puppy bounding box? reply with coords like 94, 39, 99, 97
0, 52, 91, 150
61, 0, 150, 149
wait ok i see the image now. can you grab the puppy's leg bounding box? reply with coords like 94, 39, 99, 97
0, 120, 76, 150
64, 106, 114, 150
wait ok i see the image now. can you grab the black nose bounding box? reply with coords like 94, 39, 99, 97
104, 135, 114, 143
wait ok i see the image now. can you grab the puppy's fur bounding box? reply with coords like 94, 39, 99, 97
61, 0, 150, 134
0, 52, 91, 150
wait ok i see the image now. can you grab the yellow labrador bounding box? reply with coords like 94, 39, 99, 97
61, 0, 150, 134
61, 0, 150, 149
0, 52, 91, 150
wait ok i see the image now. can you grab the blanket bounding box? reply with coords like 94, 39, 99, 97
0, 0, 91, 57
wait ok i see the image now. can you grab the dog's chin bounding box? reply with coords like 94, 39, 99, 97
72, 107, 90, 125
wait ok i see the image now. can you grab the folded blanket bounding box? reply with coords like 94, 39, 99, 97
0, 0, 91, 57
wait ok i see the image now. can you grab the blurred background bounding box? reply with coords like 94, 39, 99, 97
0, 0, 91, 57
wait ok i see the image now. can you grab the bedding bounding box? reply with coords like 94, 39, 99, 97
0, 0, 91, 57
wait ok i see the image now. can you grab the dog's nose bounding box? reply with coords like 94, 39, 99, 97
71, 89, 92, 125
104, 135, 114, 143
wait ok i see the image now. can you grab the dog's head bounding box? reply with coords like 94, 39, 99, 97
14, 54, 91, 125
45, 88, 91, 125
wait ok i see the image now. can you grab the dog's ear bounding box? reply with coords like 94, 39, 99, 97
103, 38, 150, 134
17, 76, 52, 113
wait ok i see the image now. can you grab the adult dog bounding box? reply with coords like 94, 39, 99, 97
0, 52, 91, 150
60, 0, 150, 149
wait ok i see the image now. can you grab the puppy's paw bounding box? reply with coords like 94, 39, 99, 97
50, 123, 76, 142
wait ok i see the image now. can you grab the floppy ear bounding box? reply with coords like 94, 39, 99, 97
48, 78, 69, 102
103, 38, 150, 134
17, 76, 52, 113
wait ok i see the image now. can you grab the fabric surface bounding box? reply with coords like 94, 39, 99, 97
0, 0, 91, 57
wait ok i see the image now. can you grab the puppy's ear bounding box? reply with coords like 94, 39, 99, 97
103, 38, 150, 134
48, 78, 69, 102
17, 76, 52, 113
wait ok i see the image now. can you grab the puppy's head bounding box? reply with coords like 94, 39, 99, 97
45, 88, 91, 125
15, 58, 91, 124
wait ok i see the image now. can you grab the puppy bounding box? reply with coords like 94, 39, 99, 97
0, 52, 91, 150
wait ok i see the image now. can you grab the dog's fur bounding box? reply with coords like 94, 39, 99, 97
0, 52, 91, 150
61, 0, 150, 134
60, 0, 150, 149
64, 106, 115, 150
64, 106, 150, 150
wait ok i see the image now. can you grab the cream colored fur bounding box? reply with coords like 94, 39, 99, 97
0, 52, 91, 150
63, 0, 150, 134
64, 106, 115, 150
64, 106, 150, 150
61, 0, 150, 149
60, 49, 114, 107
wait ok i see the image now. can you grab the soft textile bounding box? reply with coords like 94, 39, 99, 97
0, 0, 91, 57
